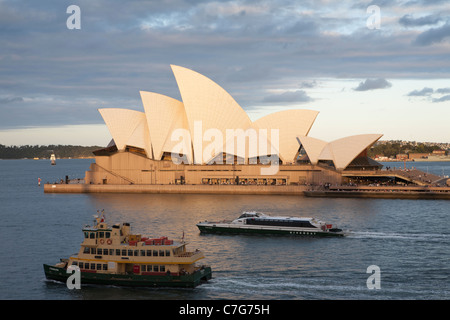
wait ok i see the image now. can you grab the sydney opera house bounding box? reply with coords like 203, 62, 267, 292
84, 65, 383, 188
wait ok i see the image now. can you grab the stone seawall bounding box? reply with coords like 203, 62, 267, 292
44, 183, 308, 195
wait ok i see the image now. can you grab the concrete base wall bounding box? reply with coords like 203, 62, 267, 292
44, 183, 308, 195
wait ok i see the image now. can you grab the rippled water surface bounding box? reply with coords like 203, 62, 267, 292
0, 159, 449, 299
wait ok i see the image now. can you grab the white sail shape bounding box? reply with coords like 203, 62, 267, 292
98, 108, 146, 152
171, 65, 252, 164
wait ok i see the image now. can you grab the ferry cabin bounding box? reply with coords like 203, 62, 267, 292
66, 221, 203, 276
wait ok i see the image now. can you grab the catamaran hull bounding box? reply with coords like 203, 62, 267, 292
197, 224, 345, 237
43, 264, 212, 288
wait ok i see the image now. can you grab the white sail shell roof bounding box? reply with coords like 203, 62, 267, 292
97, 65, 382, 170
171, 64, 252, 164
98, 108, 147, 152
252, 109, 319, 163
140, 91, 192, 163
297, 134, 383, 170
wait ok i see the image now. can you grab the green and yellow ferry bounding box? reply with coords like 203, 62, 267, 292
44, 211, 212, 288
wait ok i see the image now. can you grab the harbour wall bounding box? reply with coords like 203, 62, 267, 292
44, 183, 450, 199
44, 183, 308, 195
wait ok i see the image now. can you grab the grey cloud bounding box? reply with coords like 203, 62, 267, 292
414, 22, 450, 45
407, 87, 434, 96
0, 96, 24, 104
399, 14, 442, 27
432, 95, 450, 103
299, 80, 318, 89
436, 87, 450, 94
262, 90, 312, 104
354, 78, 392, 91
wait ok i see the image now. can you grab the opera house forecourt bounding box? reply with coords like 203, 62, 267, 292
44, 65, 450, 197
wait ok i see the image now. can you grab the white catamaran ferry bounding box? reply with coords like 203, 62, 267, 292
197, 211, 345, 237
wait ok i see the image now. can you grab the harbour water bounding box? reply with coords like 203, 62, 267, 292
0, 159, 449, 300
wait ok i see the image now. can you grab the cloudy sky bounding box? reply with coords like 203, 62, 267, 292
0, 0, 449, 146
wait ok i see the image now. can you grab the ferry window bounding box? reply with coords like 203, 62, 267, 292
91, 248, 96, 254
90, 232, 95, 239
79, 262, 84, 269
165, 250, 170, 257
71, 261, 78, 266
121, 249, 127, 256
109, 249, 114, 255
159, 250, 165, 257
147, 265, 152, 272
99, 232, 104, 238
116, 249, 120, 256
140, 250, 146, 256
141, 265, 146, 272
128, 250, 133, 256
154, 265, 159, 272
103, 249, 108, 255
153, 250, 158, 256
146, 250, 152, 256
105, 232, 110, 238
102, 264, 107, 271
83, 247, 90, 254
160, 265, 165, 272
84, 232, 89, 239
134, 250, 139, 256
90, 263, 95, 270
96, 264, 101, 270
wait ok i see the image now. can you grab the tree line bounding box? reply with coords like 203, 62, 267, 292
368, 142, 443, 158
0, 144, 102, 159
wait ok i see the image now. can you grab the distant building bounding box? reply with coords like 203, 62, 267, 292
408, 153, 429, 160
